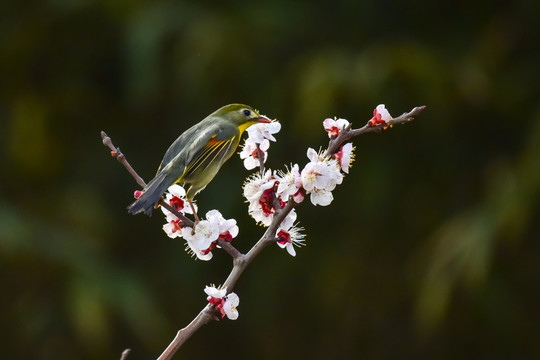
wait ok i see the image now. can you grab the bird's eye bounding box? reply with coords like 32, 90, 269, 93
242, 109, 251, 117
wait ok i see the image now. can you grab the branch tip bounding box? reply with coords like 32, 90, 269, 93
120, 349, 131, 360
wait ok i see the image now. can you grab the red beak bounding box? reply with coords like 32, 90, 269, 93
256, 116, 271, 123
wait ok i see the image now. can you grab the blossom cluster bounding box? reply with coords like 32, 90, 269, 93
160, 185, 238, 261
204, 285, 239, 320
240, 115, 358, 256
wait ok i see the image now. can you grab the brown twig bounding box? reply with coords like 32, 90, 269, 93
222, 201, 296, 291
102, 131, 147, 188
256, 144, 265, 176
159, 199, 194, 228
101, 131, 194, 227
156, 304, 217, 360
101, 105, 425, 360
119, 349, 131, 360
328, 105, 426, 154
217, 238, 243, 259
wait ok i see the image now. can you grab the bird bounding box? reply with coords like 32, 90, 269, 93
127, 104, 271, 221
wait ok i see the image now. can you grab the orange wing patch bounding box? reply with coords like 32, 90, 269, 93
182, 135, 235, 180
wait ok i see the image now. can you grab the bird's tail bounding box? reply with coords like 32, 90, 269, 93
127, 170, 179, 216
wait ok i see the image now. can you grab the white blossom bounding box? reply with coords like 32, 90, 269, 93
162, 212, 183, 239
243, 170, 279, 225
239, 138, 269, 170
309, 188, 334, 206
335, 143, 355, 174
276, 223, 306, 257
160, 184, 197, 216
275, 164, 302, 202
301, 161, 331, 192
246, 121, 281, 143
279, 209, 297, 230
375, 104, 392, 122
206, 209, 239, 240
323, 117, 350, 138
300, 148, 343, 206
368, 104, 393, 126
243, 169, 275, 204
183, 214, 220, 261
205, 285, 240, 320
249, 202, 275, 226
204, 285, 227, 299
222, 293, 240, 320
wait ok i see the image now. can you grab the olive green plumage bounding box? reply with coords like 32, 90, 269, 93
128, 104, 269, 216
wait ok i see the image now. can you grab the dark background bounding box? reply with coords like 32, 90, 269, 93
1, 0, 539, 359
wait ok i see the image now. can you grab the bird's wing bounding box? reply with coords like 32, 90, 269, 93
157, 118, 239, 181
181, 134, 237, 180
157, 118, 220, 174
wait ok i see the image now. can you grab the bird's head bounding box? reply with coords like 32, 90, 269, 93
216, 104, 271, 133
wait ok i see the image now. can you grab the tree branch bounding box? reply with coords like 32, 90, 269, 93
119, 349, 131, 360
256, 144, 265, 176
102, 131, 146, 188
222, 201, 297, 290
156, 304, 217, 360
159, 199, 194, 228
101, 105, 425, 360
328, 105, 426, 154
101, 131, 194, 227
217, 238, 243, 259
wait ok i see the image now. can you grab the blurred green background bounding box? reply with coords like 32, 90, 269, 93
1, 0, 539, 359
